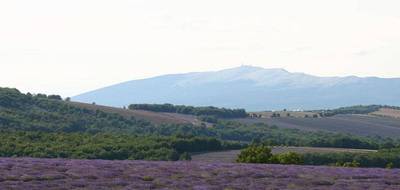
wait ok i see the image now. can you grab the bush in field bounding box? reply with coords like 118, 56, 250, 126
236, 146, 304, 165
336, 161, 360, 168
179, 152, 192, 161
275, 152, 304, 165
386, 162, 394, 169
236, 145, 273, 163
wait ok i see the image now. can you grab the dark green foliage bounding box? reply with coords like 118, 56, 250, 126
237, 145, 400, 168
47, 95, 62, 100
0, 131, 230, 161
302, 148, 400, 168
237, 145, 273, 163
0, 87, 153, 133
237, 145, 304, 165
128, 103, 248, 118
275, 152, 304, 165
198, 115, 219, 123
171, 137, 222, 153
179, 152, 192, 161
336, 161, 360, 168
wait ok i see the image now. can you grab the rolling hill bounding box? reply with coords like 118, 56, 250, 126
67, 102, 203, 125
233, 114, 400, 138
73, 65, 400, 111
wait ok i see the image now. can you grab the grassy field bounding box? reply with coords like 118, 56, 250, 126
1, 158, 399, 190
371, 108, 400, 119
192, 147, 377, 163
232, 114, 400, 138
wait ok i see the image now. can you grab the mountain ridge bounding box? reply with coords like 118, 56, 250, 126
73, 66, 400, 111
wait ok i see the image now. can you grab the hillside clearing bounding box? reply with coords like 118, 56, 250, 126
68, 101, 207, 126
371, 108, 400, 119
232, 114, 400, 138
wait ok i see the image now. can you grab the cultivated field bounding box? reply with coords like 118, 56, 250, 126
68, 101, 206, 126
1, 158, 399, 190
371, 108, 400, 119
251, 111, 319, 118
232, 114, 400, 138
192, 147, 377, 163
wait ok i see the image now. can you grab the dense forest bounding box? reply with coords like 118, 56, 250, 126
1, 87, 400, 163
128, 103, 248, 118
0, 131, 242, 160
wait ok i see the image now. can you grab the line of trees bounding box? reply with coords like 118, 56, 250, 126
302, 149, 400, 168
128, 103, 248, 118
236, 145, 400, 168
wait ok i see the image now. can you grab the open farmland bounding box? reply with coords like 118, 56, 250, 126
251, 111, 319, 118
68, 101, 206, 126
1, 158, 400, 190
371, 108, 400, 119
232, 114, 400, 138
192, 147, 377, 163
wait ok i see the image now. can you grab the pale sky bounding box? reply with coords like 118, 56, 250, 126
1, 0, 400, 97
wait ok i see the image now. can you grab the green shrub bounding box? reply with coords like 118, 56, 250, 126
275, 152, 304, 165
236, 145, 273, 163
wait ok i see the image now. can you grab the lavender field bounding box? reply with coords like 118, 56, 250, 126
1, 158, 400, 190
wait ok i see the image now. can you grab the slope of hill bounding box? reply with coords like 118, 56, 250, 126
0, 87, 154, 133
73, 65, 400, 111
2, 158, 400, 190
233, 114, 400, 138
371, 108, 400, 119
68, 102, 202, 125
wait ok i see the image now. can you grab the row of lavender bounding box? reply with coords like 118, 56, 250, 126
1, 158, 400, 190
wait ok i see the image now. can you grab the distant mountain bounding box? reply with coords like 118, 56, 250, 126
73, 66, 400, 111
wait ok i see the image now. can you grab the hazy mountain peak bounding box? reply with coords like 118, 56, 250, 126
222, 65, 288, 74
73, 66, 400, 111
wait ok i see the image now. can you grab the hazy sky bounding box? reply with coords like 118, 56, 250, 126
1, 0, 400, 97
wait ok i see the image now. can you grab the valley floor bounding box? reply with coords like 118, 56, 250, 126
1, 158, 399, 190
